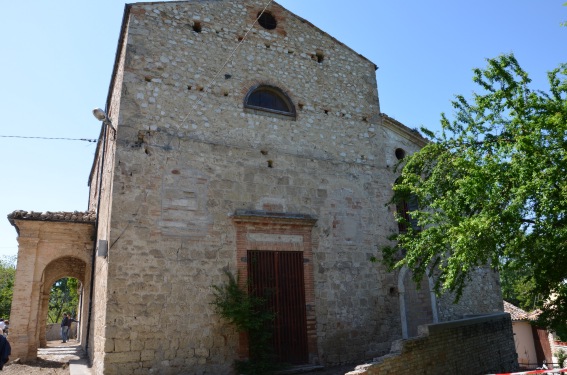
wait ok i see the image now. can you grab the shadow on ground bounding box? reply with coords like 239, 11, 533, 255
2, 340, 85, 375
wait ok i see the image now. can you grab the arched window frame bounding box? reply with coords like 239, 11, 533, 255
394, 177, 420, 234
396, 195, 420, 233
244, 85, 296, 119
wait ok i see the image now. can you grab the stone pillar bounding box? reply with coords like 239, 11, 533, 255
10, 236, 42, 361
39, 294, 50, 347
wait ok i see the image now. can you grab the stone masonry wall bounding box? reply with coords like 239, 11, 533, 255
46, 323, 77, 341
89, 1, 501, 374
347, 313, 518, 375
436, 267, 504, 322
89, 10, 127, 373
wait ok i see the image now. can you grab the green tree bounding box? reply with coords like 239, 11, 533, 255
0, 256, 16, 319
48, 277, 80, 323
499, 265, 537, 311
383, 54, 567, 332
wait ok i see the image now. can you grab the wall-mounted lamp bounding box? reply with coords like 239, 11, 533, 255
92, 107, 116, 131
92, 108, 107, 121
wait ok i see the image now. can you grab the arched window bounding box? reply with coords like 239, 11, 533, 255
244, 85, 296, 118
396, 195, 419, 233
394, 178, 420, 233
257, 11, 277, 30
395, 148, 406, 160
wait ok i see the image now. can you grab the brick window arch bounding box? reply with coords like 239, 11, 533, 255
244, 85, 296, 118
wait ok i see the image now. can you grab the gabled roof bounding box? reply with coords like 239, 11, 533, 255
380, 113, 429, 147
122, 0, 377, 69
503, 301, 541, 322
90, 0, 380, 186
106, 0, 378, 114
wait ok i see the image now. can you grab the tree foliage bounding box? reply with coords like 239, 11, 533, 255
0, 256, 16, 319
384, 54, 567, 331
499, 265, 537, 311
0, 259, 80, 323
48, 277, 80, 323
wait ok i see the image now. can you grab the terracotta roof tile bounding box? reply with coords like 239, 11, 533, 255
8, 210, 96, 224
503, 300, 540, 321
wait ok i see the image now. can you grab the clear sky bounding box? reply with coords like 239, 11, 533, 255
0, 1, 565, 258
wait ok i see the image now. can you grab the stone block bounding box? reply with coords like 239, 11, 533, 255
105, 351, 141, 364
114, 339, 131, 352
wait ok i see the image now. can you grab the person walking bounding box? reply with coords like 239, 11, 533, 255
61, 313, 79, 343
61, 313, 70, 343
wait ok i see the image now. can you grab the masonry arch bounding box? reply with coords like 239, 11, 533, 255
7, 211, 95, 361
398, 266, 438, 339
244, 84, 296, 119
38, 257, 87, 347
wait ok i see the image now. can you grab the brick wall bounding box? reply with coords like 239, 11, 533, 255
347, 313, 518, 375
436, 267, 504, 322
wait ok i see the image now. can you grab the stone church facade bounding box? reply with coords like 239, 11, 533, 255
8, 1, 504, 374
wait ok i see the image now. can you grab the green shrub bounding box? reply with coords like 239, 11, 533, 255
556, 350, 567, 368
211, 271, 285, 375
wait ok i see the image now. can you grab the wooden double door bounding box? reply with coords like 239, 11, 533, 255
247, 250, 308, 365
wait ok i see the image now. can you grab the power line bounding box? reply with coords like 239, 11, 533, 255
0, 135, 97, 143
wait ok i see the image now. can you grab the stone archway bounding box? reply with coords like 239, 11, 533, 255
7, 211, 95, 361
38, 257, 88, 347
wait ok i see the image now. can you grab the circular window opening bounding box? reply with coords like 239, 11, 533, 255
395, 148, 406, 160
258, 11, 277, 30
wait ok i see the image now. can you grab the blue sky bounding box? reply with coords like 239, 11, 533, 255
0, 1, 565, 258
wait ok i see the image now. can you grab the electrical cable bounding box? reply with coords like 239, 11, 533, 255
0, 135, 97, 143
2, 2, 297, 154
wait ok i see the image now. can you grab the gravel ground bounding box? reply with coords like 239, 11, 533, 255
0, 340, 358, 375
1, 341, 78, 375
2, 358, 69, 375
2, 361, 356, 375
1, 362, 355, 375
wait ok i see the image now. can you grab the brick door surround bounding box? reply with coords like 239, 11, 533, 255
232, 210, 318, 364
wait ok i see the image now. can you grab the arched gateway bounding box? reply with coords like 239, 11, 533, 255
7, 210, 95, 361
